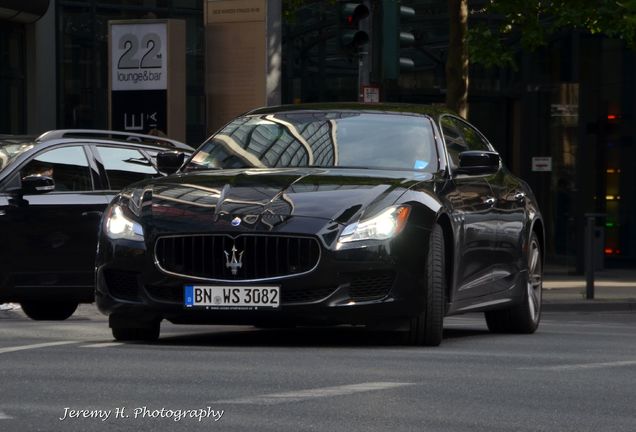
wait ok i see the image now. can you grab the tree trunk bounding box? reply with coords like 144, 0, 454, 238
446, 0, 469, 118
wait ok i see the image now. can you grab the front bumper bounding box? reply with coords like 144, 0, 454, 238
95, 227, 430, 327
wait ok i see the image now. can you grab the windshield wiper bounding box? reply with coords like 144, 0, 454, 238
184, 165, 223, 172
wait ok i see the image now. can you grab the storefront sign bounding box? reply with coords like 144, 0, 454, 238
532, 157, 552, 172
111, 90, 166, 133
108, 20, 185, 140
111, 23, 167, 91
204, 0, 281, 132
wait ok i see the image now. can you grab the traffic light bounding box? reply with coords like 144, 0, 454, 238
338, 1, 370, 52
605, 113, 620, 136
381, 1, 416, 80
398, 5, 416, 69
587, 114, 621, 136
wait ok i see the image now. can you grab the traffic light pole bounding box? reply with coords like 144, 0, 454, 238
357, 1, 372, 100
585, 213, 606, 300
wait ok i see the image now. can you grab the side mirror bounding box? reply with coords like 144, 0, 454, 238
156, 151, 185, 175
456, 151, 501, 175
21, 175, 55, 194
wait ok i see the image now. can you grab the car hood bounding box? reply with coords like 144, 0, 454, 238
130, 168, 434, 228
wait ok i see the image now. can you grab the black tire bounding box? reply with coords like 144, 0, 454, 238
20, 301, 78, 321
407, 224, 445, 346
485, 231, 543, 334
112, 322, 160, 342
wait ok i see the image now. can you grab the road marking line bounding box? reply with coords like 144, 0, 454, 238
216, 382, 414, 405
0, 411, 13, 420
523, 360, 636, 371
0, 341, 77, 355
80, 342, 123, 348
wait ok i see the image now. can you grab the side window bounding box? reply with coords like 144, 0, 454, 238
454, 120, 491, 152
21, 146, 92, 192
440, 117, 467, 169
440, 116, 492, 169
96, 146, 160, 190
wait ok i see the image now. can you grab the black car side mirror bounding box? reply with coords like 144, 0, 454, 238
21, 175, 55, 194
456, 151, 501, 175
156, 151, 185, 175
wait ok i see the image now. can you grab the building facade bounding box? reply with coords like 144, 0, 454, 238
0, 0, 206, 143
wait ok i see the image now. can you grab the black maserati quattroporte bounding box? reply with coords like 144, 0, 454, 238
96, 103, 544, 346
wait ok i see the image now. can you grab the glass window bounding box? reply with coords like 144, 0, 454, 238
455, 120, 491, 152
96, 146, 159, 190
440, 116, 491, 169
186, 113, 438, 172
440, 117, 467, 169
21, 146, 92, 192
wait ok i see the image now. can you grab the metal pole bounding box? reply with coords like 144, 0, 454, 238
585, 216, 595, 299
584, 213, 606, 300
357, 2, 372, 101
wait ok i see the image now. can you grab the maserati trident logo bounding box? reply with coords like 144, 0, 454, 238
224, 245, 244, 275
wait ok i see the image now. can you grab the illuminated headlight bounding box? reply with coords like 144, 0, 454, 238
338, 205, 410, 244
105, 205, 144, 241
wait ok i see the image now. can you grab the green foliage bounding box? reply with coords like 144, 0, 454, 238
468, 0, 636, 68
283, 0, 308, 23
283, 0, 337, 23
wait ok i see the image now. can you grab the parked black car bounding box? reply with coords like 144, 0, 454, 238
0, 130, 193, 320
96, 104, 544, 346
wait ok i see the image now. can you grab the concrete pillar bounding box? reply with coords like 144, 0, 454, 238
26, 0, 56, 134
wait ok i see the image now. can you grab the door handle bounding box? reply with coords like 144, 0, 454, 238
81, 210, 103, 218
484, 197, 496, 206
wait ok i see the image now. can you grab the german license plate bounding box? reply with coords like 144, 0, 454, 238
184, 285, 280, 309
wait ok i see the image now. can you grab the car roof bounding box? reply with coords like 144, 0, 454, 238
247, 102, 456, 119
34, 130, 194, 152
1, 131, 195, 153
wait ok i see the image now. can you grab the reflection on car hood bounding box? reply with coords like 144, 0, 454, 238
140, 168, 433, 227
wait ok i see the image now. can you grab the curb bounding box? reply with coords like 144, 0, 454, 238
543, 301, 636, 312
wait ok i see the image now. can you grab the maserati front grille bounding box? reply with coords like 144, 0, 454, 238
155, 234, 321, 281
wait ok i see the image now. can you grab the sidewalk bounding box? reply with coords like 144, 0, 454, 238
543, 268, 636, 312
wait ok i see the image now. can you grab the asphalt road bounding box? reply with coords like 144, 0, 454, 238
0, 306, 635, 432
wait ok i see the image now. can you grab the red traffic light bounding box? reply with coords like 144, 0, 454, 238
341, 2, 369, 26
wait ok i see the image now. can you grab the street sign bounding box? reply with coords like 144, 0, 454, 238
532, 157, 552, 172
362, 85, 380, 103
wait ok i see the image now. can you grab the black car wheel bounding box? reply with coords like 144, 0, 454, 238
112, 322, 161, 342
20, 301, 78, 321
485, 232, 543, 333
407, 224, 445, 346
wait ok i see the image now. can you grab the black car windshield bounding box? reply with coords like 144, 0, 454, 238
185, 112, 438, 172
0, 139, 35, 172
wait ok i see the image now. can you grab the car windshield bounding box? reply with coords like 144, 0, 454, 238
0, 139, 35, 172
184, 112, 438, 172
